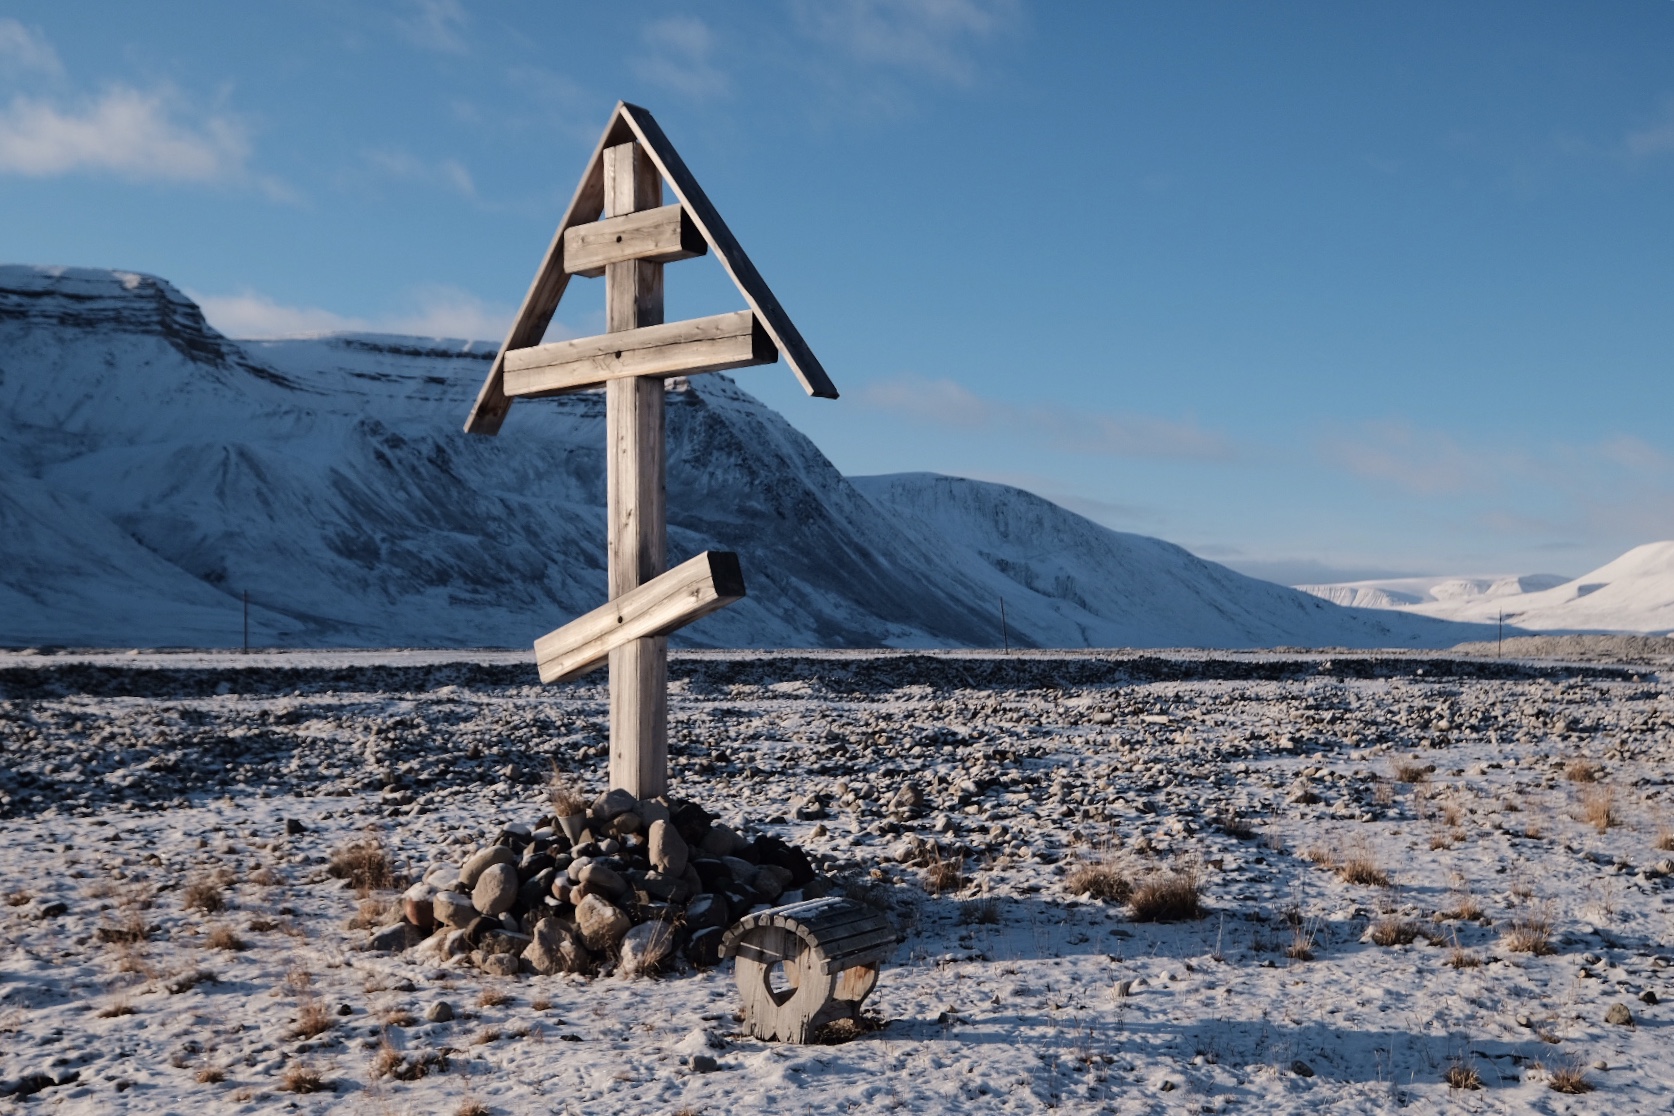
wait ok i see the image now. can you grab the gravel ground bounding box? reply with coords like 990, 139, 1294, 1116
1, 648, 1671, 1114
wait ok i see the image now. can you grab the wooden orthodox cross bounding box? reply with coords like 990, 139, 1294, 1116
464, 102, 837, 800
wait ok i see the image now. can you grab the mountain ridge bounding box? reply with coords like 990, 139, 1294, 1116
1, 263, 1501, 650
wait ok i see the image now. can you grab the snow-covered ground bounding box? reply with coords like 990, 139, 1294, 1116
1299, 542, 1674, 636
3, 649, 1671, 1114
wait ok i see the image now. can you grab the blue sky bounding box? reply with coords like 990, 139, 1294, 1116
3, 1, 1672, 584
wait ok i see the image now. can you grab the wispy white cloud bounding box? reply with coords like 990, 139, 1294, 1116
1318, 421, 1674, 498
398, 0, 469, 55
0, 85, 252, 184
1625, 97, 1674, 157
1318, 419, 1674, 547
791, 0, 1020, 85
363, 147, 476, 197
860, 374, 1234, 461
0, 18, 61, 78
191, 285, 521, 343
1317, 420, 1509, 495
633, 17, 731, 101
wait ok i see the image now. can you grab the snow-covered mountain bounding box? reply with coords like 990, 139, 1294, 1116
1298, 573, 1569, 611
1300, 546, 1674, 635
0, 264, 1498, 650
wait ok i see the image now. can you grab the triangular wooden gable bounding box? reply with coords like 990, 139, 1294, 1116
464, 101, 837, 435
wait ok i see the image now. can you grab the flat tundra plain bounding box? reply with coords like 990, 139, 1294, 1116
1, 648, 1671, 1115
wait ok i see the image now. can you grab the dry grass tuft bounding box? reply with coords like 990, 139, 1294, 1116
183, 879, 225, 913
195, 1066, 225, 1084
328, 832, 395, 892
249, 865, 286, 888
1444, 1060, 1482, 1090
290, 998, 335, 1039
4, 890, 30, 907
97, 906, 150, 945
530, 997, 553, 1012
1392, 759, 1431, 784
478, 987, 511, 1009
921, 854, 964, 895
1542, 1060, 1593, 1094
370, 1036, 449, 1081
456, 1102, 491, 1116
1128, 868, 1203, 922
1286, 918, 1318, 961
1214, 809, 1256, 840
1428, 829, 1457, 851
958, 897, 1001, 925
471, 1026, 503, 1046
1302, 845, 1337, 868
96, 999, 136, 1018
1502, 908, 1555, 955
1064, 861, 1131, 903
1580, 787, 1618, 834
383, 1008, 418, 1028
1337, 851, 1391, 889
1656, 822, 1674, 852
205, 925, 246, 952
1442, 890, 1484, 922
548, 771, 589, 819
347, 896, 398, 931
279, 1063, 328, 1094
1367, 916, 1421, 947
1447, 945, 1482, 969
1564, 758, 1603, 783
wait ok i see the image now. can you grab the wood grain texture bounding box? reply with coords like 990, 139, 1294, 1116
722, 899, 889, 1042
613, 102, 839, 400
463, 110, 634, 435
464, 99, 837, 434
603, 139, 670, 802
563, 204, 706, 277
502, 310, 777, 397
532, 550, 745, 683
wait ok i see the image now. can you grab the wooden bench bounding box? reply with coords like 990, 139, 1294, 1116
720, 897, 895, 1043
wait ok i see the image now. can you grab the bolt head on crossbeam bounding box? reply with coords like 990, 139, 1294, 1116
534, 550, 746, 684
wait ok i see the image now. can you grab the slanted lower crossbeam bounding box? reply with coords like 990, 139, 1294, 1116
534, 550, 746, 684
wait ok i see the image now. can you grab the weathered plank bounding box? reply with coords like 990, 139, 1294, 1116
462, 112, 633, 435
602, 139, 670, 801
563, 204, 706, 277
502, 310, 777, 398
533, 550, 746, 684
614, 102, 839, 400
464, 100, 837, 435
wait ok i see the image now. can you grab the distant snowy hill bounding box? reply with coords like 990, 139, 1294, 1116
849, 474, 1479, 648
0, 264, 1500, 650
1300, 549, 1674, 635
1298, 574, 1569, 611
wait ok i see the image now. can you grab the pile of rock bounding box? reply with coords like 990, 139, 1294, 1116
364, 788, 820, 978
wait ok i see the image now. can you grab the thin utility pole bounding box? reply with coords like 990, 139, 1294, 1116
999, 596, 1010, 653
1497, 610, 1503, 659
243, 590, 249, 654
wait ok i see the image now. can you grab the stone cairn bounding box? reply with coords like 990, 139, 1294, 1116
365, 788, 821, 978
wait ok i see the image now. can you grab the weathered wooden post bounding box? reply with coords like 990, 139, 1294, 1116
464, 102, 837, 800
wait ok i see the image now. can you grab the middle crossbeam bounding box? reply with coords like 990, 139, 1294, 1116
502, 310, 778, 398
